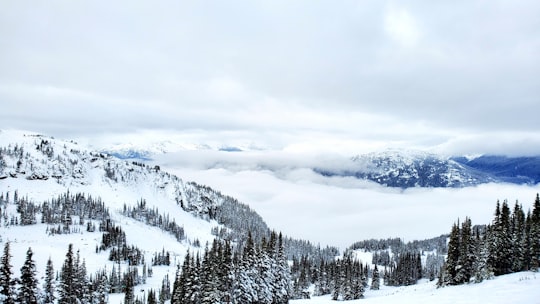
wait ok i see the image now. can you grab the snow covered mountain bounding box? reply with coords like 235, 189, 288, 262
313, 150, 540, 188
102, 139, 261, 161
313, 150, 494, 188
109, 139, 540, 189
0, 130, 309, 302
452, 155, 540, 185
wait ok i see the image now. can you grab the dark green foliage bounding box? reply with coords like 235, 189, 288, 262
530, 194, 540, 269
440, 195, 540, 287
386, 252, 422, 286
43, 258, 55, 304
124, 273, 134, 304
173, 232, 290, 304
371, 265, 380, 290
18, 247, 39, 304
59, 244, 77, 304
489, 200, 513, 275
0, 242, 16, 304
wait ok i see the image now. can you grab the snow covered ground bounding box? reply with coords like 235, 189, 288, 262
292, 271, 540, 304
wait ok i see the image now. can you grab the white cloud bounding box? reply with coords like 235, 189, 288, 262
1, 0, 539, 156
384, 4, 422, 48
164, 162, 540, 249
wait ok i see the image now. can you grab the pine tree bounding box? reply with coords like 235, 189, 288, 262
147, 289, 157, 304
43, 257, 56, 304
218, 241, 234, 303
234, 232, 258, 304
371, 265, 380, 290
456, 217, 474, 284
159, 274, 171, 303
472, 227, 493, 283
522, 211, 533, 271
172, 251, 191, 303
331, 261, 340, 301
59, 244, 77, 304
75, 253, 89, 303
530, 193, 540, 270
511, 202, 526, 272
256, 238, 274, 304
124, 274, 134, 304
18, 247, 39, 304
200, 244, 220, 304
274, 233, 291, 304
442, 222, 460, 285
489, 200, 513, 275
0, 242, 16, 304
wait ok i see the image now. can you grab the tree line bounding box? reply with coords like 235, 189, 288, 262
439, 194, 540, 286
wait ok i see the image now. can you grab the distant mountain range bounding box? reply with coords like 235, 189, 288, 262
315, 151, 540, 188
103, 142, 540, 189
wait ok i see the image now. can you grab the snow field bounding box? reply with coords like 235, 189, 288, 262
292, 271, 540, 304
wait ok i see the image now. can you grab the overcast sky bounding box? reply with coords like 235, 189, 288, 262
1, 0, 540, 155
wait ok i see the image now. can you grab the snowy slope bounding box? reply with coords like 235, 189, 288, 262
0, 130, 239, 301
291, 271, 540, 304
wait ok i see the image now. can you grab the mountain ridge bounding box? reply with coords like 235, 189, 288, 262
315, 150, 540, 188
103, 142, 540, 188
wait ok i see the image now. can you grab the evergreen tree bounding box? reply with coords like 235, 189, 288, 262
172, 252, 190, 303
331, 261, 340, 301
59, 244, 77, 304
200, 244, 220, 304
43, 257, 56, 304
489, 200, 513, 275
472, 227, 493, 283
18, 247, 39, 304
274, 232, 291, 304
234, 232, 258, 304
530, 193, 540, 270
124, 274, 134, 304
522, 211, 533, 271
158, 274, 171, 303
511, 202, 526, 272
0, 242, 16, 304
75, 253, 89, 303
371, 265, 380, 290
442, 222, 460, 286
218, 241, 234, 303
147, 289, 157, 304
456, 217, 474, 284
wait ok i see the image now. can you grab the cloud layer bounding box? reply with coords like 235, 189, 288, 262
166, 163, 540, 249
1, 0, 539, 155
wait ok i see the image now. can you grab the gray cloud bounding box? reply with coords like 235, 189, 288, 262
1, 0, 539, 154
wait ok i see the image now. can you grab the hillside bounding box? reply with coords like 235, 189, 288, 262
1, 130, 539, 303
291, 271, 539, 304
0, 130, 334, 303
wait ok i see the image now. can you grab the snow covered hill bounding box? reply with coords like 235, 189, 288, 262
0, 130, 278, 302
291, 271, 540, 304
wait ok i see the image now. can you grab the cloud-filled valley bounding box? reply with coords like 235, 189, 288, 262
154, 150, 540, 249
